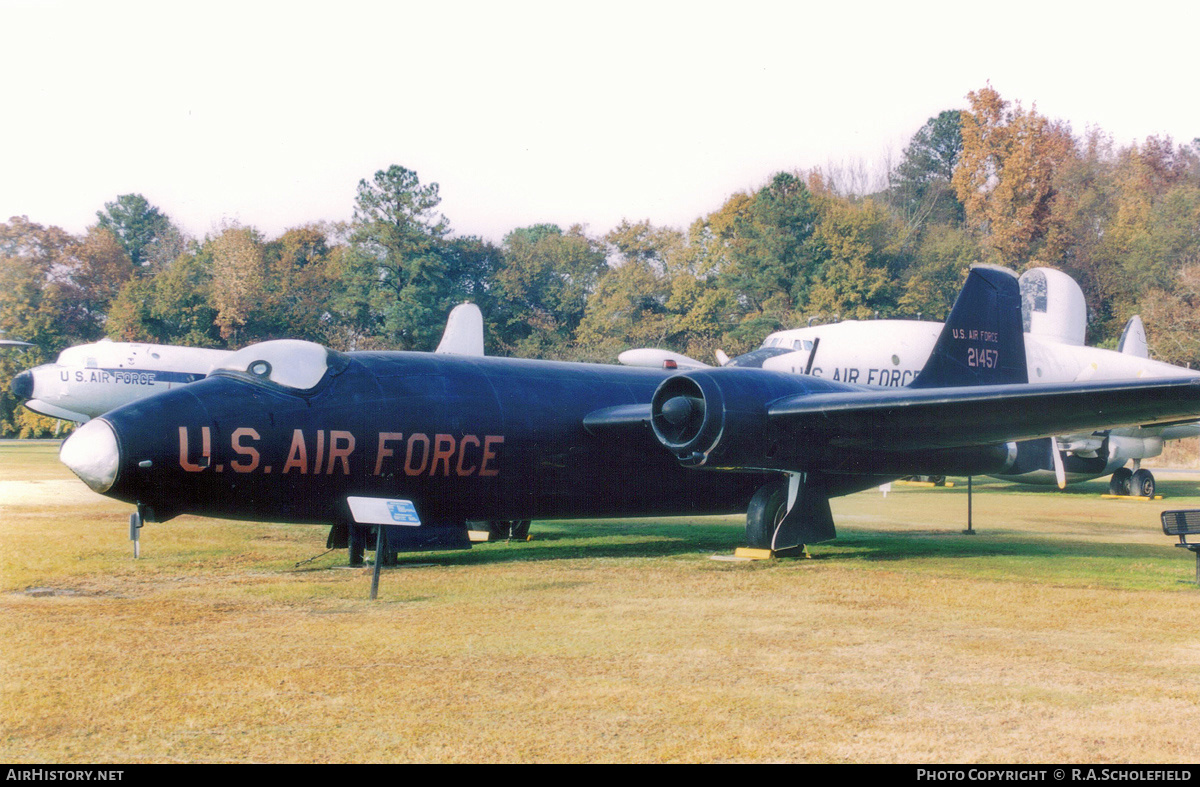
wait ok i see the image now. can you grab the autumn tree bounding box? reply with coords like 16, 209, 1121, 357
0, 218, 102, 435
953, 86, 1076, 266
897, 224, 976, 319
804, 187, 902, 320
73, 227, 135, 322
574, 220, 682, 360
106, 250, 222, 347
494, 223, 608, 358
206, 224, 269, 344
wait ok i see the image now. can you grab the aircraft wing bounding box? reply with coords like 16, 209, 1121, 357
588, 373, 1200, 470
765, 377, 1200, 452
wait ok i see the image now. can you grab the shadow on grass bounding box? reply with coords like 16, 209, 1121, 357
371, 517, 1183, 570
917, 476, 1200, 501
831, 528, 1174, 563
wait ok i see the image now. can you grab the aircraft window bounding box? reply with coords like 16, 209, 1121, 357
214, 340, 346, 391
1020, 269, 1048, 333
793, 340, 803, 351
803, 340, 813, 351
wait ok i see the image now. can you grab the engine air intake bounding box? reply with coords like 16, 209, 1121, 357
651, 376, 709, 452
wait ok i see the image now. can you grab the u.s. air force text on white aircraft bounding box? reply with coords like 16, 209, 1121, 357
64, 369, 159, 386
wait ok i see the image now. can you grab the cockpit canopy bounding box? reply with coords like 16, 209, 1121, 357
213, 340, 346, 391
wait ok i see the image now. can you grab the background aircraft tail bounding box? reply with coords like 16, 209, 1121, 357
909, 264, 1028, 388
435, 303, 484, 356
1118, 315, 1149, 358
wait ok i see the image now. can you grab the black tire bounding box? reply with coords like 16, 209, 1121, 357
746, 479, 788, 550
510, 520, 531, 540
1108, 467, 1133, 496
1130, 468, 1155, 498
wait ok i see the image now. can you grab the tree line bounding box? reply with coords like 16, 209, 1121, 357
3, 85, 1199, 437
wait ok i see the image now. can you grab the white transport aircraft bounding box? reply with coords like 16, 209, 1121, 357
10, 303, 486, 424
619, 268, 1199, 497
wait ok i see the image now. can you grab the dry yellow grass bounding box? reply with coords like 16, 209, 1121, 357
4, 441, 1200, 763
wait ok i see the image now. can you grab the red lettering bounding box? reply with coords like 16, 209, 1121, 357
231, 428, 261, 473
405, 433, 430, 475
456, 435, 479, 476
374, 432, 403, 476
326, 430, 355, 475
179, 426, 211, 472
429, 434, 456, 476
479, 435, 503, 477
283, 430, 308, 474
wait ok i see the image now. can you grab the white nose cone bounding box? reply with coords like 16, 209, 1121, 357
60, 419, 120, 493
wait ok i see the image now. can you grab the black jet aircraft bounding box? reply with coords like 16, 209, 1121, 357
59, 266, 1200, 560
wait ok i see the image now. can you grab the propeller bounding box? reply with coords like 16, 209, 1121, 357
1051, 437, 1066, 489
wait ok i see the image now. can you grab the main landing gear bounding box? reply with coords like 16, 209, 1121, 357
744, 475, 836, 554
1109, 466, 1156, 497
486, 520, 531, 540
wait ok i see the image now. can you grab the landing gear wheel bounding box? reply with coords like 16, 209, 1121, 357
746, 479, 788, 550
1108, 467, 1132, 496
1130, 468, 1156, 498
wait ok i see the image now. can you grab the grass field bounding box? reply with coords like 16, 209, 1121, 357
4, 441, 1200, 763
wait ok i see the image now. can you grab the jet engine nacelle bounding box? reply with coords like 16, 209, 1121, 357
1103, 433, 1165, 474
648, 369, 1019, 477
649, 369, 815, 469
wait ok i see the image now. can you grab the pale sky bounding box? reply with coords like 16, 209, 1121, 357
2, 0, 1198, 245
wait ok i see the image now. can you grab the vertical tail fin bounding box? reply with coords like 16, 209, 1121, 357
435, 303, 485, 356
1118, 315, 1149, 358
909, 264, 1028, 388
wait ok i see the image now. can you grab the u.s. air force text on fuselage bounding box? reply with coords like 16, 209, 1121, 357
178, 426, 504, 478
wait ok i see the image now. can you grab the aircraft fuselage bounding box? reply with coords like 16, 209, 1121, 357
92, 352, 776, 526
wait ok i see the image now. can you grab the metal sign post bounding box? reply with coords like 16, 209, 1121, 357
962, 476, 976, 535
370, 525, 386, 600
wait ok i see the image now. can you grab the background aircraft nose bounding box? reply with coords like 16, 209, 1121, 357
10, 370, 33, 400
60, 419, 120, 493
